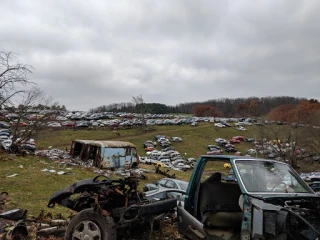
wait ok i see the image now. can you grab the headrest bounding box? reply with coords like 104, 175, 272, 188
203, 172, 222, 184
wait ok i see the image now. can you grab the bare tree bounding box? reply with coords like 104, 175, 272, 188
0, 51, 34, 108
256, 124, 306, 169
10, 87, 57, 151
300, 110, 320, 153
132, 95, 147, 131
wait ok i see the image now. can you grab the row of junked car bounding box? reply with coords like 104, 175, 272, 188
12, 117, 201, 129
214, 122, 249, 131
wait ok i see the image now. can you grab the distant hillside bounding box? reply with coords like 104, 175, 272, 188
91, 96, 305, 118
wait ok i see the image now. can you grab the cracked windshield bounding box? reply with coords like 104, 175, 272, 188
235, 160, 311, 193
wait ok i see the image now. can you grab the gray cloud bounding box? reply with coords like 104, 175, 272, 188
1, 0, 319, 110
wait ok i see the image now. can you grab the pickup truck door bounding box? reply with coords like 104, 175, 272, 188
177, 202, 206, 240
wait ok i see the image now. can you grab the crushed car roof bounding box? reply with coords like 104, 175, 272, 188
74, 140, 136, 148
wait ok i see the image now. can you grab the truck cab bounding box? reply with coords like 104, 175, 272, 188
177, 155, 320, 240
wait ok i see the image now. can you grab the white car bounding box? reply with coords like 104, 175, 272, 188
237, 126, 247, 131
172, 137, 182, 142
48, 122, 62, 128
215, 138, 227, 143
175, 162, 191, 169
214, 123, 225, 128
56, 116, 67, 121
247, 149, 257, 155
1, 139, 12, 150
309, 172, 320, 181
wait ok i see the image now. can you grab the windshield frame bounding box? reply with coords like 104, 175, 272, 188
233, 159, 314, 195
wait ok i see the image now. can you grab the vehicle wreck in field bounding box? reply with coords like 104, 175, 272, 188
48, 175, 177, 239
177, 155, 320, 240
70, 140, 139, 169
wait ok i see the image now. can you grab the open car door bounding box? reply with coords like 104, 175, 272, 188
177, 202, 206, 240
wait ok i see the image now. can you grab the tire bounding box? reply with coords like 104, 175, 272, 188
65, 208, 116, 240
131, 162, 138, 169
9, 144, 19, 153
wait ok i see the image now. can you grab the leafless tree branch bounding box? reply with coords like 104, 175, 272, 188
0, 51, 34, 108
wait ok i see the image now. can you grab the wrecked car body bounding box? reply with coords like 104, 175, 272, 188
177, 155, 320, 240
70, 140, 139, 169
48, 175, 177, 239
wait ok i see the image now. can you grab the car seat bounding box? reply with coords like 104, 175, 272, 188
198, 172, 242, 229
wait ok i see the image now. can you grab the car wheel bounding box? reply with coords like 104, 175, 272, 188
143, 186, 149, 192
9, 144, 19, 153
65, 208, 116, 240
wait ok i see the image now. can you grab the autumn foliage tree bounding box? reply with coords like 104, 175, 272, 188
267, 104, 295, 122
268, 100, 320, 123
193, 105, 221, 117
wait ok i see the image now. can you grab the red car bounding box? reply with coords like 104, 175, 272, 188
109, 123, 119, 127
145, 146, 155, 151
232, 136, 245, 141
230, 139, 241, 144
234, 151, 242, 156
207, 150, 223, 155
11, 122, 27, 127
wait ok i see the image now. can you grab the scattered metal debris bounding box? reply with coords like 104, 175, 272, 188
0, 193, 70, 240
155, 166, 176, 179
6, 174, 18, 178
36, 149, 71, 160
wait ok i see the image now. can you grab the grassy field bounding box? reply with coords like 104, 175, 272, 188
36, 123, 257, 158
1, 122, 319, 217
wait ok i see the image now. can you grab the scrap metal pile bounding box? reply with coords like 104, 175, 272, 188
0, 192, 69, 239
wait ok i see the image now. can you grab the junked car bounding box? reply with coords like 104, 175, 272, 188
48, 175, 177, 240
145, 188, 186, 203
177, 155, 320, 240
207, 145, 221, 151
309, 181, 320, 192
207, 149, 223, 155
70, 140, 139, 169
174, 162, 191, 170
143, 178, 189, 192
172, 136, 182, 142
214, 123, 225, 128
237, 126, 247, 131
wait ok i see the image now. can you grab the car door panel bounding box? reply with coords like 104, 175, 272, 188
177, 203, 206, 240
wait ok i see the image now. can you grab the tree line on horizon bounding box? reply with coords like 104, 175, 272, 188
90, 96, 313, 118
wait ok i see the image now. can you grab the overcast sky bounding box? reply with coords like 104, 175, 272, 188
1, 0, 320, 111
